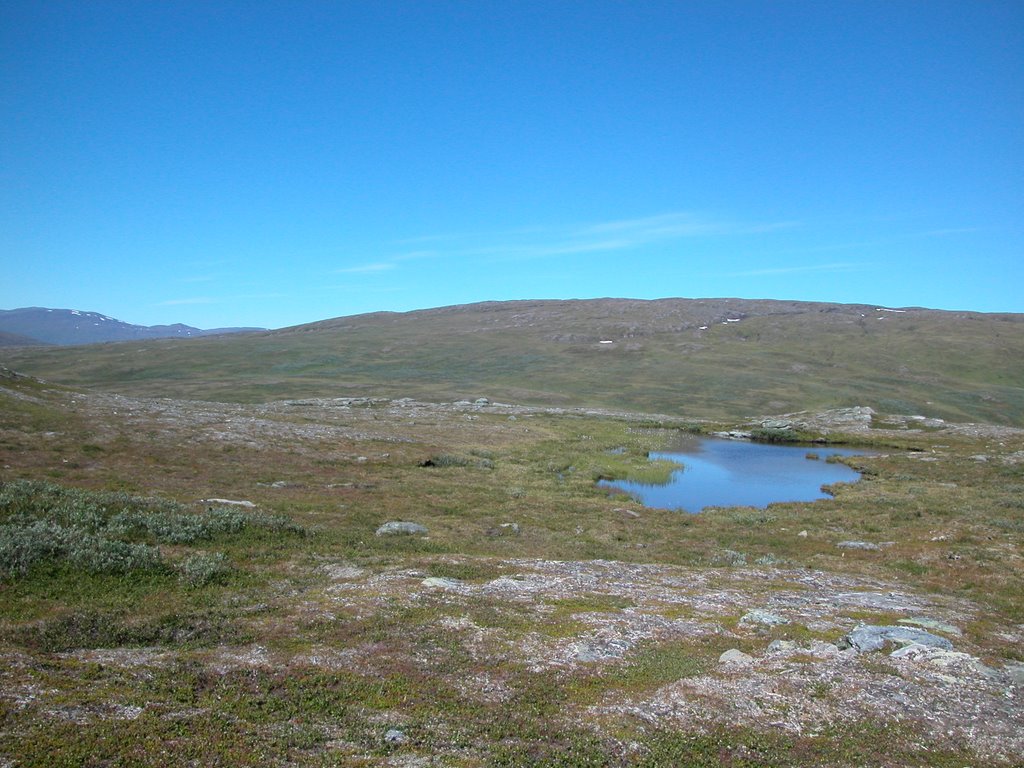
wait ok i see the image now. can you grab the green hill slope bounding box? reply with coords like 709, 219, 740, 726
2, 298, 1022, 425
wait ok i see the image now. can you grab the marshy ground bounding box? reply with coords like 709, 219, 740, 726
1, 371, 1022, 766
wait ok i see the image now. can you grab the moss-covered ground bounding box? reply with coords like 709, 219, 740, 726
1, 371, 1021, 766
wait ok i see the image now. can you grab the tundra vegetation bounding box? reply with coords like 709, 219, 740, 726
0, 299, 1022, 766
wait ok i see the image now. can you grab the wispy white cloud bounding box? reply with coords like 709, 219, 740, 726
393, 225, 549, 246
178, 275, 218, 284
727, 261, 868, 278
453, 237, 640, 260
334, 262, 396, 274
184, 259, 232, 269
743, 220, 803, 234
578, 211, 722, 238
391, 250, 438, 262
914, 227, 982, 237
156, 297, 217, 306
232, 292, 290, 301
324, 283, 404, 294
393, 211, 794, 265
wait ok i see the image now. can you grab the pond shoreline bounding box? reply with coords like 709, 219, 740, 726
599, 436, 869, 513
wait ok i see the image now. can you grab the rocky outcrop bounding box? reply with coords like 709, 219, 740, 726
375, 521, 428, 536
838, 625, 955, 653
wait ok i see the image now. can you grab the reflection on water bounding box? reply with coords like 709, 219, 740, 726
598, 436, 868, 513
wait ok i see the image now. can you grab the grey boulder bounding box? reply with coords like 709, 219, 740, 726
838, 625, 954, 653
375, 521, 428, 536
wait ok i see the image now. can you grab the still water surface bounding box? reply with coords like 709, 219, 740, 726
599, 437, 867, 513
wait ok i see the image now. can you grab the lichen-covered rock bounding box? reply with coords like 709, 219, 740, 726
719, 648, 755, 666
375, 521, 428, 536
897, 616, 962, 636
740, 609, 790, 627
766, 639, 800, 654
422, 576, 462, 590
838, 625, 954, 653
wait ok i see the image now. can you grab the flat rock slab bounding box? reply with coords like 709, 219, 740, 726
1005, 662, 1024, 686
898, 616, 962, 636
376, 521, 428, 536
422, 576, 463, 590
719, 649, 755, 666
839, 625, 954, 653
573, 638, 632, 663
741, 609, 789, 627
322, 564, 366, 581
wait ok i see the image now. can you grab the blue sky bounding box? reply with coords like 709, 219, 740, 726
2, 1, 1021, 329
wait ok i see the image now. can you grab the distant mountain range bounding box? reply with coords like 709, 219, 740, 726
2, 298, 1022, 426
0, 307, 264, 346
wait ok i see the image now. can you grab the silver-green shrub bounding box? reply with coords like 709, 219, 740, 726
0, 520, 65, 577
0, 479, 303, 580
178, 552, 230, 588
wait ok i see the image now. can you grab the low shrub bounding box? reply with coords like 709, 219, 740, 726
10, 608, 244, 652
0, 520, 64, 576
0, 479, 304, 580
0, 521, 164, 577
179, 552, 231, 588
421, 454, 494, 469
750, 427, 804, 443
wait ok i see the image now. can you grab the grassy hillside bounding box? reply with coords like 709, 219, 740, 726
2, 298, 1023, 425
2, 365, 1023, 765
2, 307, 1024, 764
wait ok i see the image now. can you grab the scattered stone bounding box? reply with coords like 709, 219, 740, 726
474, 398, 490, 406
486, 522, 521, 537
756, 406, 875, 434
715, 550, 747, 566
1004, 662, 1024, 686
322, 564, 366, 580
614, 507, 641, 519
837, 540, 881, 551
719, 649, 755, 666
421, 576, 462, 590
574, 638, 631, 663
834, 591, 922, 612
712, 430, 752, 440
383, 728, 408, 745
838, 625, 954, 653
807, 639, 843, 659
201, 498, 256, 508
375, 521, 428, 536
797, 530, 808, 538
898, 617, 962, 637
741, 609, 790, 627
890, 644, 997, 679
766, 639, 799, 654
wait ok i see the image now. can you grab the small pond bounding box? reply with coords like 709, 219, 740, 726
598, 436, 869, 513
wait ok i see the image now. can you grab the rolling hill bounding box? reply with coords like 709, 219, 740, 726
1, 298, 1022, 426
0, 307, 264, 346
